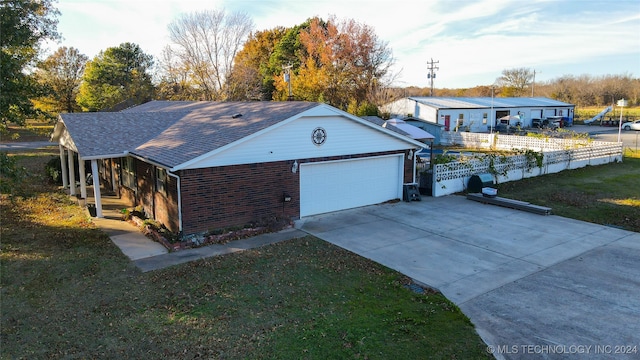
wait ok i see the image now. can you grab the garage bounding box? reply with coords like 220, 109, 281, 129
299, 154, 404, 217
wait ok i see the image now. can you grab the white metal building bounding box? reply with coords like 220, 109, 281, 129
383, 97, 575, 133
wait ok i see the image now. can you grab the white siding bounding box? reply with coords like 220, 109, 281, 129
183, 115, 416, 169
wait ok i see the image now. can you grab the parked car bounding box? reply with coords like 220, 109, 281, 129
622, 120, 640, 131
545, 116, 565, 129
532, 118, 560, 129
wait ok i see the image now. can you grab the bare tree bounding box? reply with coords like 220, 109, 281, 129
166, 9, 254, 101
496, 67, 534, 97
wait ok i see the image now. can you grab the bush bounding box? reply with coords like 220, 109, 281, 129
0, 152, 27, 194
45, 157, 63, 185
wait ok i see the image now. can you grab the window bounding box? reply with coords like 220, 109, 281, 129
156, 167, 167, 195
483, 113, 488, 125
122, 157, 136, 190
458, 113, 464, 120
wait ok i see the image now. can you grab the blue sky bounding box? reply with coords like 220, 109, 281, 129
50, 0, 640, 89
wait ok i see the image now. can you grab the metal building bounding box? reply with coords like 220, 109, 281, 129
383, 97, 575, 133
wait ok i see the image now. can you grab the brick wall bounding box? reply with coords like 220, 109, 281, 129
153, 176, 180, 233
178, 150, 413, 235
136, 161, 155, 218
180, 161, 299, 235
404, 150, 414, 183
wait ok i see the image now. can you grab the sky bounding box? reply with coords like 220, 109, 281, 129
48, 0, 640, 89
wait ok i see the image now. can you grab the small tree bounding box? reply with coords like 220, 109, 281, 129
34, 47, 88, 113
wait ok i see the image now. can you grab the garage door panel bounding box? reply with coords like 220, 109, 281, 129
300, 155, 402, 217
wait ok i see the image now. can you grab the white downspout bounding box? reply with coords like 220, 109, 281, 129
67, 150, 76, 196
59, 145, 69, 188
91, 159, 103, 218
167, 171, 183, 233
412, 148, 417, 184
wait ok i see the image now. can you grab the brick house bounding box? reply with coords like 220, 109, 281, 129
51, 101, 425, 236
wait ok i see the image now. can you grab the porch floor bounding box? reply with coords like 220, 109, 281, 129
76, 187, 169, 260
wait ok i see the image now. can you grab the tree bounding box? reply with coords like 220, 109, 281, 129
155, 45, 201, 100
77, 42, 155, 111
496, 67, 534, 97
0, 0, 59, 129
34, 46, 87, 113
165, 9, 254, 101
226, 27, 287, 100
272, 16, 396, 112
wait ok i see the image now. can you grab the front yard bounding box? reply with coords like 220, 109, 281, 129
1, 147, 491, 359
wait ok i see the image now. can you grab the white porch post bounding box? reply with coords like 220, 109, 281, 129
59, 145, 69, 188
91, 159, 103, 218
110, 160, 117, 193
67, 149, 76, 196
78, 158, 87, 199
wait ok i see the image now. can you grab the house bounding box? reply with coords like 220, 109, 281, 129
382, 97, 575, 133
51, 101, 425, 236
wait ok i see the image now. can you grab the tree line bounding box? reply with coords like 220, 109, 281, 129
1, 0, 638, 133
399, 69, 640, 108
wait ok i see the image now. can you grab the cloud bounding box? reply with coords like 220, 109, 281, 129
50, 0, 640, 88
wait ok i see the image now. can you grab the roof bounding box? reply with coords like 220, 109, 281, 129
128, 101, 319, 167
55, 101, 319, 166
409, 97, 574, 109
51, 112, 186, 158
52, 101, 423, 169
383, 119, 434, 140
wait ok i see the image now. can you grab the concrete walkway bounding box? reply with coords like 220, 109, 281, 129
133, 228, 306, 272
297, 196, 640, 360
84, 194, 306, 272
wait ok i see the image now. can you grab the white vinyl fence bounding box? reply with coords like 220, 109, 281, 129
423, 133, 623, 197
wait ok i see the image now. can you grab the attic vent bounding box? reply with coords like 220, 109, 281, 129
231, 113, 243, 119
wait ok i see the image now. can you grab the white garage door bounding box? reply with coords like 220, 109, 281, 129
300, 155, 404, 217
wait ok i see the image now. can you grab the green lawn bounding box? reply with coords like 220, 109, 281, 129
1, 149, 491, 359
495, 155, 640, 232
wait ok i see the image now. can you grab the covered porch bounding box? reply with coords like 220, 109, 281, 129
56, 143, 124, 219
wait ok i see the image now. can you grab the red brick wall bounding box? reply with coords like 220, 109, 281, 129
135, 161, 154, 218
180, 161, 299, 235
404, 150, 414, 183
116, 150, 415, 236
178, 150, 415, 235
153, 176, 180, 233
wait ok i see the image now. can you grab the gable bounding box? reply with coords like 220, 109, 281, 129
178, 112, 421, 170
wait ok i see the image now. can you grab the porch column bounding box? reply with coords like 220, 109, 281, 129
59, 145, 69, 188
67, 149, 76, 196
78, 158, 87, 199
91, 159, 103, 218
110, 160, 117, 193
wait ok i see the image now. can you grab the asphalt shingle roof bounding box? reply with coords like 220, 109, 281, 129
58, 101, 320, 168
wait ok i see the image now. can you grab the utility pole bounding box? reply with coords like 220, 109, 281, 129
531, 69, 539, 97
427, 58, 439, 97
282, 63, 293, 101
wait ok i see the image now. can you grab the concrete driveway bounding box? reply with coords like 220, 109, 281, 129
297, 196, 640, 359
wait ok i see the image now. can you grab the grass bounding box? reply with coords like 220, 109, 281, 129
1, 120, 54, 142
575, 106, 640, 122
495, 153, 640, 232
1, 149, 491, 359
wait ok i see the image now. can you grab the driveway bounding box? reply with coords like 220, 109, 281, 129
297, 196, 640, 359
